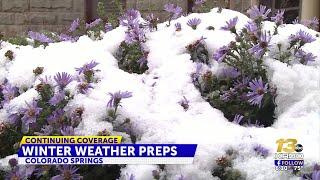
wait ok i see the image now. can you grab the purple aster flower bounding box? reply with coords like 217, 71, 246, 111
107, 91, 133, 108
120, 9, 141, 27
8, 112, 20, 125
125, 23, 146, 44
233, 77, 250, 90
194, 0, 206, 5
39, 75, 52, 85
86, 18, 102, 29
311, 164, 320, 180
69, 18, 80, 32
78, 82, 93, 94
8, 158, 18, 168
164, 4, 182, 20
271, 9, 285, 25
289, 30, 316, 45
105, 23, 113, 32
253, 144, 269, 157
58, 34, 77, 42
54, 72, 73, 89
302, 17, 319, 31
75, 60, 99, 75
2, 83, 18, 104
51, 165, 82, 180
28, 31, 53, 44
179, 96, 190, 111
34, 125, 54, 135
247, 5, 271, 21
137, 56, 148, 68
60, 126, 75, 136
191, 63, 202, 83
187, 18, 201, 30
175, 22, 182, 31
248, 31, 271, 58
233, 114, 244, 124
20, 99, 42, 133
146, 13, 159, 31
49, 91, 65, 106
247, 77, 268, 107
220, 88, 236, 102
213, 45, 230, 63
6, 167, 27, 180
221, 17, 238, 33
220, 67, 240, 79
47, 109, 65, 125
244, 21, 258, 34
295, 49, 316, 65
292, 18, 300, 24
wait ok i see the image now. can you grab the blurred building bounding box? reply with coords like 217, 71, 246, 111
0, 0, 319, 36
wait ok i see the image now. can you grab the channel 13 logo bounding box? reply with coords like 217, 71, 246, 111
276, 138, 303, 153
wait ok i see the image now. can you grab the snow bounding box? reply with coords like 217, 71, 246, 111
1, 8, 320, 180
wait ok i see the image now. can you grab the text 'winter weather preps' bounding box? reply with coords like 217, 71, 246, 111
17, 136, 197, 164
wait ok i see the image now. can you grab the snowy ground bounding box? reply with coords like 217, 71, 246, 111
0, 8, 319, 180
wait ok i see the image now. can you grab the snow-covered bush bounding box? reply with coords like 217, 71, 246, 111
0, 3, 319, 180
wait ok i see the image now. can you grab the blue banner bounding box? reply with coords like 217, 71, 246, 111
18, 144, 197, 158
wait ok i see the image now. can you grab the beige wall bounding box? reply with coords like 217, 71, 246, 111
300, 0, 319, 20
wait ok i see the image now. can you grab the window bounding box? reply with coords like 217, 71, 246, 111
260, 0, 301, 23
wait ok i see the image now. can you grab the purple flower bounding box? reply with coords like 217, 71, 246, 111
191, 63, 202, 83
107, 91, 133, 108
253, 144, 269, 157
248, 31, 271, 58
125, 23, 146, 44
220, 67, 240, 79
60, 126, 75, 136
78, 82, 93, 94
244, 21, 258, 34
120, 9, 141, 27
247, 5, 271, 21
34, 125, 54, 135
28, 31, 53, 44
86, 18, 102, 29
194, 0, 206, 5
75, 60, 99, 75
54, 72, 73, 89
312, 164, 320, 180
8, 158, 18, 167
49, 91, 65, 106
187, 18, 201, 30
233, 77, 250, 90
164, 4, 182, 20
178, 174, 186, 180
220, 88, 236, 102
47, 109, 65, 125
302, 17, 319, 30
175, 22, 182, 31
221, 17, 238, 33
8, 113, 20, 125
213, 45, 230, 62
2, 83, 18, 104
20, 99, 42, 133
137, 56, 148, 68
247, 77, 268, 107
179, 96, 189, 111
295, 49, 316, 65
51, 165, 82, 180
69, 18, 80, 32
105, 23, 113, 32
6, 167, 27, 180
233, 114, 244, 124
39, 75, 52, 85
58, 34, 77, 42
271, 9, 285, 25
289, 30, 316, 45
